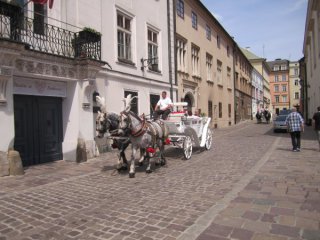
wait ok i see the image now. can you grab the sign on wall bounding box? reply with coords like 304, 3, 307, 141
13, 78, 67, 97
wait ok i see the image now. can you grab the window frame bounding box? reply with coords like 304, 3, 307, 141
147, 27, 159, 72
191, 11, 197, 30
206, 53, 213, 82
117, 11, 133, 63
176, 0, 184, 18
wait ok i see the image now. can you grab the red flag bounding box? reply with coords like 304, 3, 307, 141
31, 0, 54, 9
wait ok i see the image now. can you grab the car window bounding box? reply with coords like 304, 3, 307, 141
276, 116, 287, 121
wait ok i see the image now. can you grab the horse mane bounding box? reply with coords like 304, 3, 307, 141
107, 112, 119, 121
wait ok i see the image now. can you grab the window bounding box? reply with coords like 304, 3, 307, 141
282, 74, 286, 81
295, 92, 299, 99
219, 102, 222, 118
147, 28, 159, 71
282, 85, 287, 92
227, 46, 230, 57
177, 0, 184, 18
217, 60, 222, 85
294, 68, 299, 75
282, 95, 287, 102
294, 79, 299, 86
150, 94, 160, 115
273, 65, 279, 71
227, 66, 231, 88
124, 91, 138, 114
176, 38, 187, 72
217, 35, 221, 48
275, 95, 280, 103
274, 75, 279, 82
206, 53, 213, 82
205, 24, 211, 40
117, 12, 132, 62
281, 64, 287, 70
191, 11, 197, 29
228, 104, 231, 118
34, 3, 46, 35
191, 45, 200, 77
274, 85, 279, 92
208, 101, 213, 119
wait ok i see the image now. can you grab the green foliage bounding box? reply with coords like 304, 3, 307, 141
82, 27, 102, 36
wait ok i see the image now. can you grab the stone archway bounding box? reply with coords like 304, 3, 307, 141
183, 92, 194, 114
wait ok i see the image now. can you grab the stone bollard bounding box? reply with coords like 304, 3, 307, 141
76, 138, 87, 163
8, 150, 24, 176
0, 151, 9, 177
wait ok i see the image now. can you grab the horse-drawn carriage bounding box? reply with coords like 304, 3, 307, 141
164, 102, 213, 159
96, 96, 213, 177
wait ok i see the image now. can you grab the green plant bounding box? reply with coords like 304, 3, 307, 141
200, 112, 206, 117
82, 27, 102, 36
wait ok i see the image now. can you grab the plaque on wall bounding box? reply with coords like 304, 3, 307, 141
13, 78, 67, 97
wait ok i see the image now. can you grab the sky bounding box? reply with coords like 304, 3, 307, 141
201, 0, 308, 62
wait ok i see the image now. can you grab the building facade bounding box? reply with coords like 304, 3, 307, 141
98, 0, 176, 116
289, 61, 301, 110
241, 48, 265, 118
303, 0, 320, 121
268, 59, 290, 115
234, 47, 253, 123
0, 0, 175, 174
175, 0, 235, 128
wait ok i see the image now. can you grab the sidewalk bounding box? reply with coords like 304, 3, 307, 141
196, 125, 320, 240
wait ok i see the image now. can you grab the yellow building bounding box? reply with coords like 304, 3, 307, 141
289, 61, 301, 110
175, 0, 235, 127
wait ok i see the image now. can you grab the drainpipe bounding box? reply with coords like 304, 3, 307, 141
167, 0, 174, 100
233, 44, 237, 125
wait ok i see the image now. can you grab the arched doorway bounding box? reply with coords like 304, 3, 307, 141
184, 93, 194, 114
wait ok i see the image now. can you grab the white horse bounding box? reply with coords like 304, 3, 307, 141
95, 95, 144, 171
119, 96, 169, 178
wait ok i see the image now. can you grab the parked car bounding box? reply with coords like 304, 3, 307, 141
273, 115, 288, 132
279, 109, 291, 116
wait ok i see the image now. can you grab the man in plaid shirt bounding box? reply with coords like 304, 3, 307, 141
285, 107, 304, 152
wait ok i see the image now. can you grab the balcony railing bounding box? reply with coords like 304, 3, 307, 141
0, 1, 101, 61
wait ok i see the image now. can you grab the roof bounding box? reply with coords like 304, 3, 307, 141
240, 47, 263, 60
267, 59, 290, 69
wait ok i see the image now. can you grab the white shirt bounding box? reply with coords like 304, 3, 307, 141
157, 97, 172, 110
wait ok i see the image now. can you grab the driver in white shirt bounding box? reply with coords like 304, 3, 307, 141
153, 91, 173, 120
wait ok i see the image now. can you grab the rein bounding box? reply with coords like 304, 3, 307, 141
121, 111, 148, 137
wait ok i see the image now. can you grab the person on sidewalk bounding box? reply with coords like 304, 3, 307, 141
312, 106, 320, 151
285, 107, 304, 152
153, 91, 173, 120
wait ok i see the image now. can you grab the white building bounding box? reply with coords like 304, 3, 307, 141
251, 68, 264, 118
303, 0, 320, 119
0, 0, 175, 175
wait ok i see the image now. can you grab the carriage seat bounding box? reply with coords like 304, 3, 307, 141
166, 102, 188, 122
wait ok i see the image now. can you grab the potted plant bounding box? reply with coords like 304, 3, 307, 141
78, 27, 102, 43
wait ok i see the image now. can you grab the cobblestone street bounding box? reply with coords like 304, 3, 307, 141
0, 121, 319, 240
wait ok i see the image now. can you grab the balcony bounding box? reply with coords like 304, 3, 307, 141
0, 1, 101, 61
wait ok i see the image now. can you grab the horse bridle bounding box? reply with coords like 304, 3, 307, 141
120, 111, 147, 137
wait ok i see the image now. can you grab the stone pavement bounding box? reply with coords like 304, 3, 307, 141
0, 121, 319, 240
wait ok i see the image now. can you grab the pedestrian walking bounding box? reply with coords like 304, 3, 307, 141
312, 106, 320, 151
285, 107, 304, 152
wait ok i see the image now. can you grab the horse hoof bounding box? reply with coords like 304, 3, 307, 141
146, 169, 152, 174
155, 162, 160, 166
160, 159, 166, 166
138, 162, 143, 167
129, 173, 135, 178
122, 165, 128, 171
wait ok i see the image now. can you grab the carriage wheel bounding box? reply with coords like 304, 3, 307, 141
205, 128, 213, 150
183, 136, 193, 160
